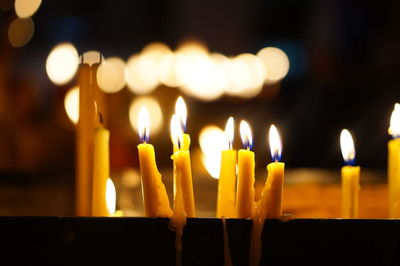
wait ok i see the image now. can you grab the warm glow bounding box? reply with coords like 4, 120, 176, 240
225, 117, 234, 149
97, 57, 126, 93
389, 103, 400, 138
81, 50, 103, 66
138, 107, 150, 143
15, 0, 41, 18
142, 42, 172, 61
257, 47, 290, 82
8, 17, 34, 47
199, 125, 228, 179
106, 178, 116, 215
170, 114, 183, 148
340, 129, 356, 165
129, 97, 163, 136
175, 96, 187, 131
125, 54, 159, 95
269, 124, 282, 162
46, 43, 79, 85
158, 53, 181, 88
240, 120, 253, 150
64, 86, 79, 125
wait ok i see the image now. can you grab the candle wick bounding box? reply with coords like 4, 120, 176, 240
98, 112, 104, 125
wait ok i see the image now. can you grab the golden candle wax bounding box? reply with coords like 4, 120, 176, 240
217, 117, 237, 218
236, 120, 255, 218
137, 107, 172, 217
340, 129, 360, 219
388, 103, 400, 218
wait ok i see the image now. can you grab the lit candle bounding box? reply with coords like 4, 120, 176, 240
173, 96, 191, 152
388, 103, 400, 218
236, 120, 255, 218
217, 117, 237, 218
340, 129, 360, 219
255, 124, 285, 219
91, 113, 110, 216
137, 107, 172, 217
106, 178, 116, 216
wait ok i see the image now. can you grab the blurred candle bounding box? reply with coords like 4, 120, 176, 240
217, 117, 237, 218
91, 113, 110, 216
340, 129, 360, 219
388, 103, 400, 218
236, 120, 255, 218
137, 107, 172, 217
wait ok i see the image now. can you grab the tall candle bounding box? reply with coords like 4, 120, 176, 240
388, 103, 400, 218
91, 113, 110, 216
236, 120, 255, 218
137, 107, 172, 217
340, 129, 360, 219
217, 117, 237, 218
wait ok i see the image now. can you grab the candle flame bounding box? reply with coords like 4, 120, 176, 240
106, 178, 116, 215
340, 129, 356, 166
239, 120, 253, 150
269, 124, 282, 162
170, 114, 183, 149
138, 106, 150, 142
175, 96, 187, 132
225, 117, 234, 150
389, 103, 400, 138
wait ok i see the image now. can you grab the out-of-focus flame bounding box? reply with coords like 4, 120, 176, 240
257, 47, 290, 82
46, 43, 79, 85
225, 117, 234, 149
64, 86, 79, 125
129, 97, 163, 136
389, 103, 400, 138
8, 17, 34, 47
15, 0, 41, 18
97, 57, 126, 94
240, 120, 253, 150
106, 178, 116, 216
269, 124, 282, 162
199, 125, 229, 179
340, 129, 356, 166
170, 114, 183, 149
125, 54, 159, 95
175, 96, 187, 132
138, 107, 150, 143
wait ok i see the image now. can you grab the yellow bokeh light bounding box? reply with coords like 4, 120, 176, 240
158, 53, 181, 88
97, 57, 126, 94
129, 97, 163, 137
257, 47, 290, 82
142, 42, 172, 61
199, 125, 229, 179
8, 17, 34, 48
64, 86, 79, 125
46, 43, 79, 85
125, 54, 159, 95
15, 0, 41, 18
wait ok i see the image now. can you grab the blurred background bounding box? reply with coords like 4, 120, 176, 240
0, 0, 399, 217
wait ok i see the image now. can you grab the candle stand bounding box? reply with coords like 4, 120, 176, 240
0, 217, 399, 266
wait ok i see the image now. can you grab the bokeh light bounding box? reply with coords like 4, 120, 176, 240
46, 43, 79, 85
15, 0, 41, 18
125, 54, 159, 95
129, 97, 163, 137
257, 47, 290, 82
199, 125, 229, 179
8, 18, 34, 47
64, 86, 79, 125
158, 53, 181, 88
97, 57, 126, 93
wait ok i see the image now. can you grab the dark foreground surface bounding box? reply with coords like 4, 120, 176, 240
0, 217, 399, 266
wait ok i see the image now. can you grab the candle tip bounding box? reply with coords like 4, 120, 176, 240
239, 120, 253, 150
340, 129, 356, 166
269, 124, 282, 162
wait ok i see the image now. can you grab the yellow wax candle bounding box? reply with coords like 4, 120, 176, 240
137, 107, 172, 217
388, 103, 400, 218
217, 117, 237, 218
340, 129, 360, 219
76, 62, 95, 216
236, 120, 255, 218
91, 115, 110, 216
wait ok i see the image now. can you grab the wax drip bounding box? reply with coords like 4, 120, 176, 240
221, 217, 233, 266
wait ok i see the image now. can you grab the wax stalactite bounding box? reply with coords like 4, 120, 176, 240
217, 117, 237, 218
76, 57, 99, 216
137, 107, 172, 217
388, 103, 400, 218
91, 113, 110, 216
340, 129, 360, 219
